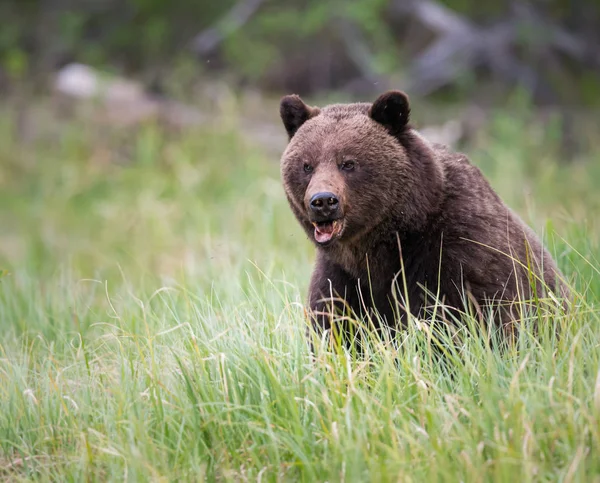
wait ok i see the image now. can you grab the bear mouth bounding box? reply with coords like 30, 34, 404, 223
311, 219, 343, 245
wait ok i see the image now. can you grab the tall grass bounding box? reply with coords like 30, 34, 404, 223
0, 102, 599, 481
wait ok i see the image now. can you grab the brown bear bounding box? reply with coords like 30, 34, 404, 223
279, 90, 568, 347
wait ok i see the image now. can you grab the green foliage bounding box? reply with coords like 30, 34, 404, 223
0, 1, 234, 76
0, 0, 598, 101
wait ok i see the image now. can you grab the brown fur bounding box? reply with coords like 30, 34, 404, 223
279, 91, 568, 347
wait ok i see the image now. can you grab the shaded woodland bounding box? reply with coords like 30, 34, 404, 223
1, 0, 598, 106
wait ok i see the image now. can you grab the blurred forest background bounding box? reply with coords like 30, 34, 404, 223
0, 0, 599, 161
0, 1, 598, 100
0, 0, 597, 149
1, 0, 599, 101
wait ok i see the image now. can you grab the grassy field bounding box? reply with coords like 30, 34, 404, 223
0, 98, 599, 482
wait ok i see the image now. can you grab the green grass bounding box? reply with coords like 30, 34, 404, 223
0, 100, 599, 482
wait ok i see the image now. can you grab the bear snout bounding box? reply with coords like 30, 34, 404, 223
309, 192, 340, 221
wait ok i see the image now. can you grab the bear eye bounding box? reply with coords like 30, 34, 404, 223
340, 160, 356, 171
303, 163, 313, 174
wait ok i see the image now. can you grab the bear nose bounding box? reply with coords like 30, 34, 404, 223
309, 192, 339, 217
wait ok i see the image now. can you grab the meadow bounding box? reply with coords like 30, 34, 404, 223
0, 97, 599, 482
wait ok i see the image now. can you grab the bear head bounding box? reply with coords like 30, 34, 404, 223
279, 91, 445, 249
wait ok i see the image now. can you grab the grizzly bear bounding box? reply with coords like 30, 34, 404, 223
279, 90, 568, 348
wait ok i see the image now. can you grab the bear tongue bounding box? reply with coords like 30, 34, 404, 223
313, 221, 340, 244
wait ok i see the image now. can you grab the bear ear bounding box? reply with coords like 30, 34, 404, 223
369, 90, 410, 135
280, 94, 320, 139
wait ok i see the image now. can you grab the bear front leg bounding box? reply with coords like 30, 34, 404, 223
306, 253, 360, 353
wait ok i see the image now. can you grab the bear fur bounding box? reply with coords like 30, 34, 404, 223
279, 91, 568, 346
